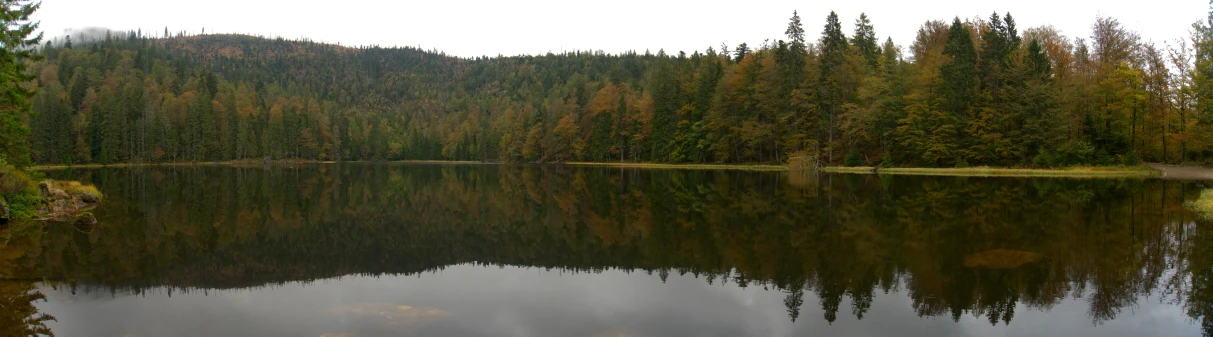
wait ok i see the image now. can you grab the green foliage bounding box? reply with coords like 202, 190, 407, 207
1032, 150, 1055, 168
879, 152, 894, 168
1054, 140, 1095, 166
845, 149, 864, 167
0, 159, 35, 195
0, 0, 43, 167
16, 9, 1212, 168
1116, 151, 1142, 166
0, 159, 43, 220
955, 158, 970, 168
3, 192, 41, 220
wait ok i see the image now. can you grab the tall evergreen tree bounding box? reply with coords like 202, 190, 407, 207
819, 11, 851, 163
852, 13, 880, 68
649, 51, 681, 162
0, 0, 42, 166
940, 17, 978, 164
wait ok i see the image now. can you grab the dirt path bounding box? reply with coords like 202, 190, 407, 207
1147, 163, 1213, 180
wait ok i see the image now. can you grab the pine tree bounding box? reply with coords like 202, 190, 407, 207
0, 0, 42, 166
940, 17, 978, 164
819, 11, 851, 164
852, 13, 880, 68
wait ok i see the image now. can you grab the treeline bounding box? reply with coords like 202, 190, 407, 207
20, 9, 1213, 167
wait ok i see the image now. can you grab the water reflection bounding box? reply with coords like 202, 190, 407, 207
0, 164, 1210, 336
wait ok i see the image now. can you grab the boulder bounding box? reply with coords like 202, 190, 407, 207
39, 180, 68, 201
73, 213, 97, 226
76, 191, 101, 203
0, 197, 9, 225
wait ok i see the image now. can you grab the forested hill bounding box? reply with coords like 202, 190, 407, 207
22, 10, 1213, 167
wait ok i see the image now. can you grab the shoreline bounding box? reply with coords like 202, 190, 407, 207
25, 160, 1164, 178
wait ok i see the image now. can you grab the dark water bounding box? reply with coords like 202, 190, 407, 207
1, 163, 1211, 337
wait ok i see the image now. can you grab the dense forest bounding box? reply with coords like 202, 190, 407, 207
12, 9, 1213, 167
2, 165, 1211, 334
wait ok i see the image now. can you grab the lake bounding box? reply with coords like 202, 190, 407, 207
1, 163, 1209, 337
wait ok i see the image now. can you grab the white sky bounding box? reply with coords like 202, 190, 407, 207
34, 0, 1209, 58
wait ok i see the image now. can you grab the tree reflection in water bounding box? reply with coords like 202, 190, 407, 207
0, 164, 1211, 335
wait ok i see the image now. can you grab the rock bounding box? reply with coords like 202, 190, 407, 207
0, 197, 9, 225
39, 180, 69, 201
50, 189, 69, 201
263, 156, 272, 164
73, 213, 97, 226
77, 192, 100, 203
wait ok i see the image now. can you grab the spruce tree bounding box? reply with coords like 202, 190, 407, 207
0, 0, 42, 166
852, 13, 880, 68
819, 11, 850, 163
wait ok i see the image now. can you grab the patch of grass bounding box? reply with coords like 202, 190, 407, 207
58, 181, 103, 202
823, 167, 876, 173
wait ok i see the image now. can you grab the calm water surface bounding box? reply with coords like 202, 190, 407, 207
1, 163, 1210, 337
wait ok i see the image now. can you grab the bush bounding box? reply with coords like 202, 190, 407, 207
1054, 140, 1094, 166
0, 160, 36, 196
0, 159, 43, 220
844, 150, 864, 167
2, 193, 42, 219
879, 152, 894, 168
955, 158, 970, 168
1032, 150, 1055, 168
1116, 151, 1141, 166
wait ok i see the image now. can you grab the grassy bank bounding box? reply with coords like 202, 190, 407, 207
569, 162, 1158, 178
564, 162, 787, 171
872, 166, 1159, 178
26, 160, 1160, 178
27, 159, 330, 170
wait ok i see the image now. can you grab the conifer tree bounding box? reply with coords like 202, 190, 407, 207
0, 0, 42, 166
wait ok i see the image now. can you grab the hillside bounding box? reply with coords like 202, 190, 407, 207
23, 11, 1213, 167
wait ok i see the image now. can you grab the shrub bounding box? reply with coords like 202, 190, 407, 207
1116, 151, 1141, 166
1054, 140, 1094, 166
879, 152, 894, 168
2, 193, 42, 219
0, 159, 44, 220
844, 150, 864, 167
955, 158, 970, 168
1032, 150, 1055, 168
0, 160, 36, 196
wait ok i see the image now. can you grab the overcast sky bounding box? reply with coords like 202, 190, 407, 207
34, 0, 1209, 58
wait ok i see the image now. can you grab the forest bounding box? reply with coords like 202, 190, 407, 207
11, 9, 1213, 168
